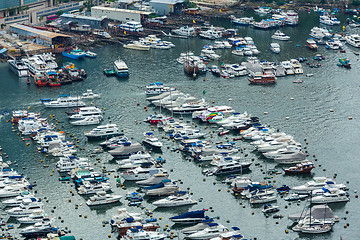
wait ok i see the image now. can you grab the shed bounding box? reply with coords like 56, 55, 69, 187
150, 0, 184, 16
9, 23, 72, 48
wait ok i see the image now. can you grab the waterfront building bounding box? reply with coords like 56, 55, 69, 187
91, 6, 152, 24
60, 13, 109, 30
149, 0, 184, 16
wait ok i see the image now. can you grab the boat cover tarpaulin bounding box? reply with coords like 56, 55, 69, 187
0, 48, 7, 54
288, 204, 338, 222
170, 210, 205, 220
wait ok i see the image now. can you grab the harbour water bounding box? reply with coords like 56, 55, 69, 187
0, 11, 360, 239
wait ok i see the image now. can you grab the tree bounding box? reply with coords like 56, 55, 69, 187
39, 16, 44, 22
56, 10, 64, 16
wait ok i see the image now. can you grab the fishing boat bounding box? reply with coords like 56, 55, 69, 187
306, 38, 318, 50
283, 160, 315, 174
248, 74, 276, 84
170, 210, 209, 223
41, 95, 85, 108
34, 73, 48, 87
152, 194, 197, 207
337, 58, 351, 68
86, 191, 121, 206
262, 204, 280, 214
62, 48, 86, 59
45, 70, 61, 87
103, 68, 116, 76
84, 124, 119, 139
271, 30, 290, 41
114, 59, 129, 77
81, 89, 101, 99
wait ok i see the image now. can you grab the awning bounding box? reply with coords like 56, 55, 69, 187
0, 48, 8, 54
65, 21, 72, 25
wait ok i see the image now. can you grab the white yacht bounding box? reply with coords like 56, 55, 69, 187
187, 223, 228, 240
172, 26, 197, 37
114, 59, 129, 77
262, 145, 302, 159
17, 211, 51, 224
70, 115, 103, 126
250, 194, 277, 204
121, 167, 166, 181
309, 27, 331, 39
152, 194, 197, 207
84, 124, 119, 139
270, 43, 280, 54
120, 21, 143, 32
81, 89, 101, 99
77, 181, 111, 195
345, 34, 360, 48
41, 95, 86, 108
199, 27, 223, 40
69, 107, 102, 120
173, 128, 206, 140
22, 56, 49, 75
142, 132, 163, 149
37, 53, 58, 69
310, 188, 349, 204
6, 198, 44, 217
290, 59, 303, 74
271, 30, 290, 41
2, 193, 36, 207
124, 41, 151, 51
145, 82, 176, 96
291, 177, 347, 194
281, 61, 295, 75
86, 191, 122, 206
56, 156, 91, 172
123, 228, 167, 240
8, 59, 29, 77
169, 99, 208, 115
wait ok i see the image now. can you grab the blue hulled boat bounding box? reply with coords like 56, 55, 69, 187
170, 209, 209, 223
62, 48, 86, 60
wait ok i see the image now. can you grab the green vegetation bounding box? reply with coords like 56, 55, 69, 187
56, 10, 64, 16
184, 0, 197, 9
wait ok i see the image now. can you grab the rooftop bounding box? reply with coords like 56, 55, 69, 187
10, 24, 71, 39
150, 0, 184, 4
91, 6, 152, 15
61, 13, 107, 21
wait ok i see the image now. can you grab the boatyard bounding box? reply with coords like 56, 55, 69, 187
0, 1, 360, 240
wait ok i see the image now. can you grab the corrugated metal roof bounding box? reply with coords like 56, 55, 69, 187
117, 0, 134, 3
10, 24, 71, 39
91, 6, 152, 15
61, 13, 106, 21
150, 0, 184, 5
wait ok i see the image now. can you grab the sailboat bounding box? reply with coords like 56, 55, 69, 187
293, 193, 332, 234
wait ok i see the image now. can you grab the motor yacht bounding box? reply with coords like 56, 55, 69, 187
2, 192, 35, 207
145, 82, 176, 96
273, 152, 307, 164
0, 185, 30, 198
136, 173, 169, 186
262, 204, 280, 214
19, 221, 58, 238
121, 167, 166, 181
270, 43, 280, 54
173, 128, 206, 140
290, 59, 303, 74
250, 194, 277, 204
81, 89, 101, 99
8, 59, 29, 77
281, 61, 295, 75
109, 142, 144, 158
172, 26, 197, 37
86, 191, 121, 206
142, 132, 163, 149
17, 211, 51, 224
122, 228, 167, 240
70, 115, 103, 126
170, 210, 208, 223
56, 156, 91, 172
77, 181, 111, 195
84, 124, 119, 139
6, 198, 44, 217
41, 95, 85, 108
206, 160, 252, 175
310, 188, 349, 204
186, 223, 228, 240
345, 34, 360, 48
153, 194, 197, 207
291, 177, 347, 194
263, 145, 302, 159
271, 30, 290, 41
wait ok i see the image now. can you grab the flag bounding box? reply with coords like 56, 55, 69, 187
124, 31, 126, 35
193, 20, 196, 24
219, 9, 222, 12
